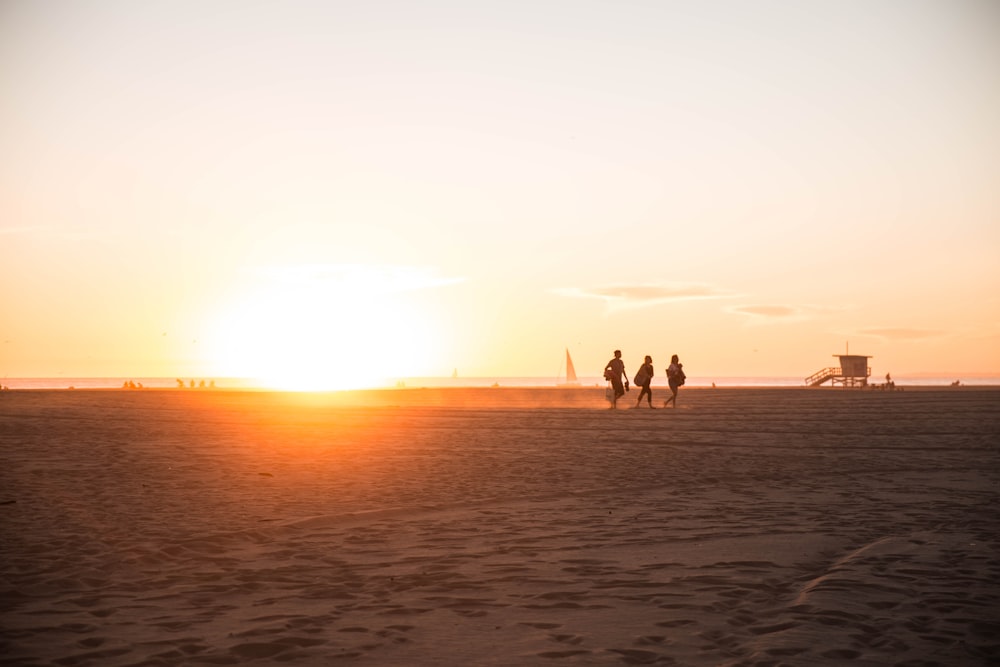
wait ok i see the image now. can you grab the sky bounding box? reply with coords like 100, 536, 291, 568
2, 0, 999, 388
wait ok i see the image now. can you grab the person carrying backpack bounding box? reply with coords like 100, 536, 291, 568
663, 354, 685, 408
634, 355, 655, 408
603, 350, 629, 409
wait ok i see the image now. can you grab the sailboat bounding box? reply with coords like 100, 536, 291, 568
558, 348, 581, 387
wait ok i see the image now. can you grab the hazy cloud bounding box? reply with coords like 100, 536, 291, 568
0, 225, 49, 236
0, 225, 102, 242
553, 283, 729, 309
256, 264, 464, 293
731, 305, 799, 318
858, 328, 944, 340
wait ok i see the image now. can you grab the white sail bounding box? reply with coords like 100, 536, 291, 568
565, 349, 578, 383
561, 348, 580, 387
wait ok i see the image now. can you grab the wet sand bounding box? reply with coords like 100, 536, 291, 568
1, 387, 998, 666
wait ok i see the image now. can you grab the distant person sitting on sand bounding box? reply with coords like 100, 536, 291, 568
634, 355, 655, 408
604, 350, 629, 409
663, 354, 685, 408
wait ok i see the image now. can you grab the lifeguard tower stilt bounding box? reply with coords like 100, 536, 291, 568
805, 352, 872, 388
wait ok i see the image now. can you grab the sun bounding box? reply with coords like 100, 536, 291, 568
205, 265, 442, 390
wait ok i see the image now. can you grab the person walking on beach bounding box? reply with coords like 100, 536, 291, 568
663, 354, 685, 408
634, 355, 655, 408
604, 350, 629, 409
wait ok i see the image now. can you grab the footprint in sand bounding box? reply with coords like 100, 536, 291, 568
537, 649, 591, 658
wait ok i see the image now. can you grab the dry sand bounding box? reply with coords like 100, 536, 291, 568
1, 386, 998, 666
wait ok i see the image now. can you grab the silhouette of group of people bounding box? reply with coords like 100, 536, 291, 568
871, 372, 905, 391
176, 379, 215, 389
881, 372, 896, 391
603, 350, 685, 410
122, 379, 217, 389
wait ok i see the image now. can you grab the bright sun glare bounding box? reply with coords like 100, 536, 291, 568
206, 266, 439, 390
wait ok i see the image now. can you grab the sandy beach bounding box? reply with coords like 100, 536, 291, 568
1, 386, 998, 666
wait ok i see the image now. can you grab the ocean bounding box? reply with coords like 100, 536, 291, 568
2, 376, 997, 390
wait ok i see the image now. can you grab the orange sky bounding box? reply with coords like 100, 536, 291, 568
2, 1, 999, 388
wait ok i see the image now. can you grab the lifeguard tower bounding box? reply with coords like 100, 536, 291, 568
805, 352, 872, 388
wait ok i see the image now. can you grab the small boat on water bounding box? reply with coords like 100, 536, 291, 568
558, 348, 581, 387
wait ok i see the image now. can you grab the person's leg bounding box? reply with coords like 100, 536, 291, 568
663, 384, 676, 407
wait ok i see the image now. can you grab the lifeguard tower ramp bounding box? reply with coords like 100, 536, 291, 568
806, 354, 872, 387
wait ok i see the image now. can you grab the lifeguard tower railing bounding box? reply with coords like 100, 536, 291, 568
805, 364, 871, 387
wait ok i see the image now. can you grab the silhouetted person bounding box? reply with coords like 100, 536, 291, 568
604, 350, 629, 409
634, 355, 655, 408
663, 354, 685, 408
